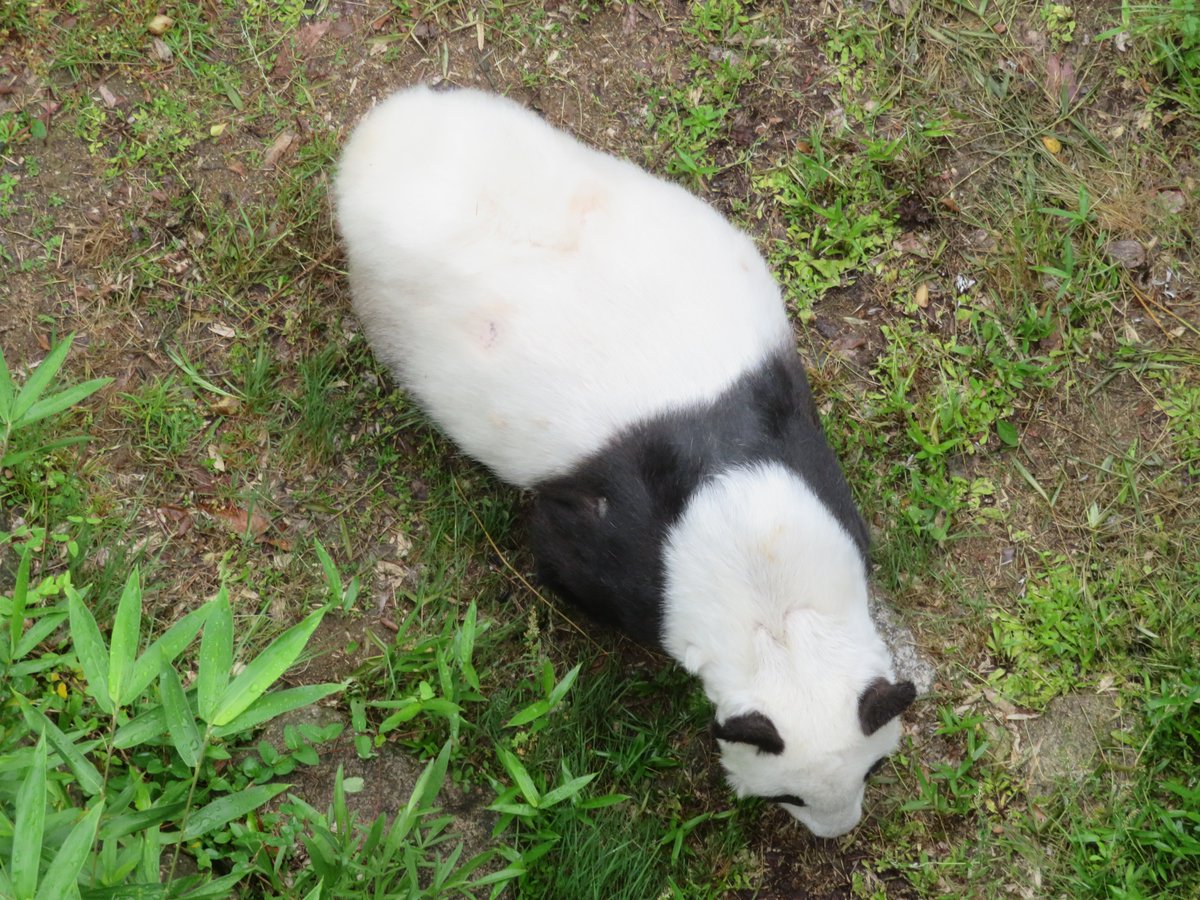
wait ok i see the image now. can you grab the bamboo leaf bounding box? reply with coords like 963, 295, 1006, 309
181, 783, 291, 841
548, 663, 581, 706
159, 659, 202, 768
108, 567, 143, 709
98, 800, 187, 841
67, 584, 112, 715
17, 698, 104, 797
113, 704, 167, 749
11, 333, 73, 423
211, 607, 326, 727
127, 601, 214, 703
197, 589, 232, 723
1, 434, 89, 469
498, 748, 540, 807
18, 377, 112, 428
540, 773, 596, 808
211, 683, 345, 738
13, 734, 48, 898
15, 612, 68, 660
505, 700, 549, 729
33, 803, 103, 900
8, 546, 31, 663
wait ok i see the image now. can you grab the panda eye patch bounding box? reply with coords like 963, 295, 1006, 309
765, 794, 806, 808
864, 758, 887, 781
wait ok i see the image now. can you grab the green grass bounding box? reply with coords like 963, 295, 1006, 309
0, 0, 1198, 895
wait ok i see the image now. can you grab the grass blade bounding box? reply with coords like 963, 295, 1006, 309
211, 607, 326, 727
19, 377, 112, 428
181, 783, 291, 841
13, 734, 48, 898
11, 333, 72, 423
313, 540, 342, 598
17, 698, 104, 797
0, 344, 13, 420
108, 567, 143, 710
159, 658, 202, 768
127, 600, 214, 702
1011, 457, 1052, 506
32, 803, 103, 900
67, 584, 112, 715
211, 682, 345, 738
197, 589, 233, 723
166, 346, 239, 399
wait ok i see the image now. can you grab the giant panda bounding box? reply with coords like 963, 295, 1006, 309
334, 85, 916, 838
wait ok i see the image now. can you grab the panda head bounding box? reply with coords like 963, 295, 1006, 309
712, 673, 916, 838
662, 463, 917, 839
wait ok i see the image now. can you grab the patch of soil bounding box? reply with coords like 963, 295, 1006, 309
1017, 691, 1130, 798
257, 707, 496, 866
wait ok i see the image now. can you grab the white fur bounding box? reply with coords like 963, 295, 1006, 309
663, 462, 900, 838
334, 85, 791, 488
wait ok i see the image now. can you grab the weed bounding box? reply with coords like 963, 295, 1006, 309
1040, 4, 1078, 46
1060, 669, 1200, 895
1126, 0, 1200, 104
119, 376, 209, 462
645, 0, 767, 184
757, 131, 901, 304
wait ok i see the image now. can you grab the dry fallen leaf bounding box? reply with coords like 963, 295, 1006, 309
263, 130, 299, 169
206, 445, 227, 473
156, 505, 193, 537
208, 396, 241, 416
1041, 135, 1062, 154
295, 20, 331, 54
830, 334, 867, 355
202, 502, 272, 538
98, 83, 118, 108
1045, 54, 1078, 102
915, 283, 930, 308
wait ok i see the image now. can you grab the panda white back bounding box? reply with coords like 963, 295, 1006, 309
334, 85, 791, 488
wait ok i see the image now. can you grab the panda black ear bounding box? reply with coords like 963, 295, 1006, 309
858, 678, 917, 736
712, 711, 784, 755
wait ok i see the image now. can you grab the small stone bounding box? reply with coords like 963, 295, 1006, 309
147, 14, 173, 35
1156, 190, 1185, 214
151, 37, 173, 62
1106, 239, 1145, 269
